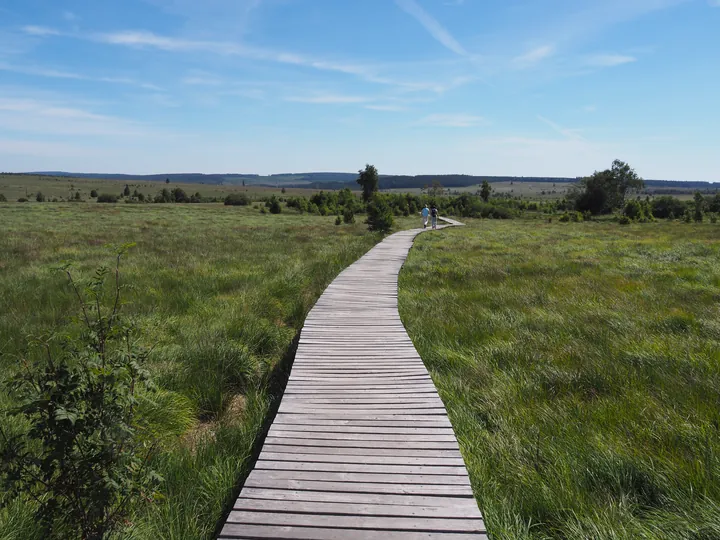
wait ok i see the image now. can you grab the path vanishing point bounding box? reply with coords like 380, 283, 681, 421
218, 217, 487, 539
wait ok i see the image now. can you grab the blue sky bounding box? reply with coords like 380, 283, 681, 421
0, 0, 718, 180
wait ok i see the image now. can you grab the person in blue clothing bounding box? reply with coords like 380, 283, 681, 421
421, 204, 430, 228
431, 205, 438, 229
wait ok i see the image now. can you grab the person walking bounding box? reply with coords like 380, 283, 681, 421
421, 204, 430, 228
431, 205, 438, 229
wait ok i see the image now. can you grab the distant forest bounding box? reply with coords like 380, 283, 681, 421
12, 171, 718, 191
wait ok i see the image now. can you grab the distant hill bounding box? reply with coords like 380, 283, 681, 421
19, 171, 717, 191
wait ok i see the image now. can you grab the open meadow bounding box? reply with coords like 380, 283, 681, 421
0, 174, 324, 203
0, 202, 417, 539
400, 220, 720, 539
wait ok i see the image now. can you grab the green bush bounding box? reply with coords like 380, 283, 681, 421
651, 196, 686, 219
97, 193, 118, 203
260, 206, 267, 214
711, 214, 718, 224
618, 215, 631, 225
269, 197, 282, 214
0, 193, 7, 202
0, 248, 162, 539
90, 189, 98, 198
343, 207, 355, 224
17, 198, 28, 203
335, 215, 342, 226
365, 196, 394, 232
224, 193, 250, 206
35, 192, 45, 202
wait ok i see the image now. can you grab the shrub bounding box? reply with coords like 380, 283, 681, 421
559, 213, 571, 223
171, 187, 189, 203
0, 248, 162, 539
335, 215, 342, 226
366, 195, 394, 232
711, 214, 718, 224
260, 206, 267, 214
618, 215, 631, 225
17, 198, 28, 202
90, 189, 98, 198
343, 207, 355, 224
97, 193, 118, 203
651, 196, 686, 219
36, 191, 45, 202
269, 197, 282, 214
224, 193, 250, 206
0, 193, 6, 202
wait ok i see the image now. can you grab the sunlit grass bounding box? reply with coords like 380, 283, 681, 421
0, 203, 419, 539
400, 219, 720, 539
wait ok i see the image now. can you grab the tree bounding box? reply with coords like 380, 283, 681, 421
0, 193, 6, 202
480, 181, 491, 202
36, 191, 45, 202
694, 192, 705, 222
365, 195, 394, 232
74, 191, 82, 201
90, 189, 98, 198
165, 178, 170, 184
123, 185, 131, 197
572, 160, 644, 214
357, 164, 379, 203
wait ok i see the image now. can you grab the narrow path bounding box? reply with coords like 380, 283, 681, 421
219, 218, 486, 539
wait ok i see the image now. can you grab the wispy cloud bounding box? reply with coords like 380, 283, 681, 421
584, 54, 636, 67
537, 115, 585, 141
21, 26, 475, 95
285, 94, 372, 105
418, 113, 487, 127
365, 104, 407, 112
63, 11, 78, 22
22, 25, 62, 36
513, 45, 555, 67
0, 61, 162, 90
0, 97, 155, 136
395, 0, 468, 56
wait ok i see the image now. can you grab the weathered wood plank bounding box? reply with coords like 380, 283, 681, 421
219, 524, 486, 539
218, 221, 485, 539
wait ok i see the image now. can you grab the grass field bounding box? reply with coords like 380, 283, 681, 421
0, 202, 419, 539
400, 220, 720, 539
0, 174, 326, 202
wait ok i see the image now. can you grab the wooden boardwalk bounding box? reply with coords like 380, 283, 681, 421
219, 219, 486, 539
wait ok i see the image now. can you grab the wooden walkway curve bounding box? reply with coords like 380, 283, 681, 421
219, 217, 486, 539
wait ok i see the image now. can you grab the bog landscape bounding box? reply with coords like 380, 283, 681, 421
1, 1, 719, 538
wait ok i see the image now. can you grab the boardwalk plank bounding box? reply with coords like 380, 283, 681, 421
218, 220, 485, 539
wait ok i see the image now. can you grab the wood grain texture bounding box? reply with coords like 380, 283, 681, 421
218, 218, 487, 539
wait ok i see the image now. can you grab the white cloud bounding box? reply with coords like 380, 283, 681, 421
285, 94, 372, 105
0, 97, 155, 137
513, 45, 555, 66
395, 0, 468, 56
537, 115, 585, 141
22, 26, 62, 36
365, 104, 407, 112
0, 62, 162, 90
418, 113, 487, 127
63, 11, 78, 21
584, 54, 636, 67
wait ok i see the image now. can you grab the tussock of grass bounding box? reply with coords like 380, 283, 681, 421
0, 203, 399, 539
400, 219, 720, 539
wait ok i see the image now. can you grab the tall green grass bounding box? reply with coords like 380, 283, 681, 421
400, 220, 720, 539
0, 203, 412, 539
